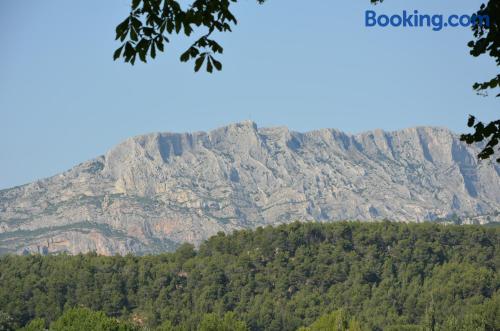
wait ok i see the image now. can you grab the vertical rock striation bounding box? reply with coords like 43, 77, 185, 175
1, 122, 499, 255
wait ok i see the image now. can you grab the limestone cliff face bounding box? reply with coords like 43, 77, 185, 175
1, 122, 499, 255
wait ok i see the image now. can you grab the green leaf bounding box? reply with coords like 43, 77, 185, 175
113, 45, 124, 61
115, 17, 130, 40
206, 57, 213, 73
189, 47, 199, 57
142, 27, 154, 37
194, 55, 205, 72
130, 27, 138, 42
131, 0, 141, 10
167, 20, 174, 33
151, 42, 156, 59
212, 58, 222, 71
467, 116, 476, 127
156, 38, 164, 52
138, 52, 147, 63
131, 17, 142, 31
175, 17, 182, 34
184, 22, 193, 36
124, 42, 135, 62
180, 50, 190, 62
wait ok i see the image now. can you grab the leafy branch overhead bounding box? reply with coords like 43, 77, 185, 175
469, 1, 500, 97
114, 0, 499, 162
114, 0, 266, 73
113, 0, 389, 72
461, 1, 500, 163
461, 116, 500, 163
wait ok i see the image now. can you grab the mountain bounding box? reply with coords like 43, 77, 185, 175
1, 121, 499, 255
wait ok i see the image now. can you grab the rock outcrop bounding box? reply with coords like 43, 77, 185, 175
1, 121, 499, 255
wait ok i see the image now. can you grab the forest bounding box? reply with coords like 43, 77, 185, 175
0, 221, 499, 331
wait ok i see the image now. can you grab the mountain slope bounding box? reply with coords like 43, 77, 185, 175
1, 121, 499, 255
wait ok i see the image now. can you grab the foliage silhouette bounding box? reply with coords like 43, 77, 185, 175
460, 1, 500, 163
114, 1, 499, 162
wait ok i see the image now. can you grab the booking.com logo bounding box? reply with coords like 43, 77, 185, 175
365, 10, 490, 31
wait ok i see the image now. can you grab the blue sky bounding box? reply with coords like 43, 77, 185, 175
0, 0, 498, 189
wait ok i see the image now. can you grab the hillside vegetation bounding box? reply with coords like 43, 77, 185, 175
0, 221, 499, 330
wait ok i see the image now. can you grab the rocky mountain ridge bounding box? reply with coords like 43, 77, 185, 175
1, 121, 499, 255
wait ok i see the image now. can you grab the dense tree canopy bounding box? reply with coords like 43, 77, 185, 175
1, 222, 499, 330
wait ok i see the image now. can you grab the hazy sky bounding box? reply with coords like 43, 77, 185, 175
0, 0, 498, 189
